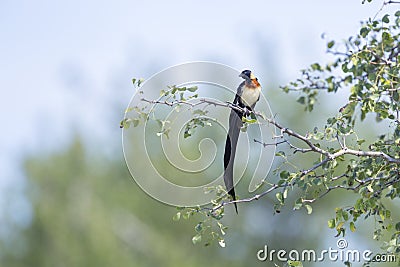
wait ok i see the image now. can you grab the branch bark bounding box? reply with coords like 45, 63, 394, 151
139, 95, 400, 211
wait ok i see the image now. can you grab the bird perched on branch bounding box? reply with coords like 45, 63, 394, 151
223, 69, 261, 213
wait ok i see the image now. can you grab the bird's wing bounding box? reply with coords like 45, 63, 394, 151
234, 81, 244, 105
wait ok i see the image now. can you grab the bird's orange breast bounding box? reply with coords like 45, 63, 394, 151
246, 78, 261, 89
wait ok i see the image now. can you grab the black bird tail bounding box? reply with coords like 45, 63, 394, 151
228, 188, 238, 214
223, 109, 243, 214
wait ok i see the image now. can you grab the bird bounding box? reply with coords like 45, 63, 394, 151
223, 69, 261, 213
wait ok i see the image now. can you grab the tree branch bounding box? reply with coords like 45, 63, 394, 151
210, 184, 280, 213
139, 95, 400, 212
256, 116, 400, 164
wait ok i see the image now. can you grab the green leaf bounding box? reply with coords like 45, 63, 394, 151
280, 170, 290, 179
195, 222, 203, 233
293, 199, 303, 210
124, 107, 134, 113
283, 188, 289, 199
366, 183, 374, 192
336, 221, 344, 231
360, 27, 369, 38
385, 210, 391, 220
327, 40, 335, 48
132, 118, 140, 127
357, 139, 365, 146
305, 204, 313, 215
288, 260, 303, 267
313, 132, 324, 140
192, 109, 207, 115
242, 117, 257, 124
342, 210, 349, 221
276, 192, 284, 203
395, 222, 400, 231
170, 86, 178, 94
327, 117, 337, 124
217, 222, 227, 235
328, 219, 336, 229
173, 212, 181, 221
395, 10, 400, 17
297, 96, 305, 104
137, 78, 144, 87
350, 222, 356, 232
382, 14, 390, 23
119, 118, 128, 129
192, 234, 202, 245
187, 86, 198, 92
120, 118, 136, 129
182, 211, 191, 220
311, 63, 321, 71
393, 91, 399, 101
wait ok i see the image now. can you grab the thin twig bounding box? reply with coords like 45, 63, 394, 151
210, 184, 280, 212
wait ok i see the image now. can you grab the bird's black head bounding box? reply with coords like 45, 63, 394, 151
239, 69, 252, 80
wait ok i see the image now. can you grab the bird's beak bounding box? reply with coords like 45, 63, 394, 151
239, 73, 245, 78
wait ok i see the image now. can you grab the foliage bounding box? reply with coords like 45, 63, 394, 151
122, 9, 400, 265
280, 11, 400, 254
173, 185, 228, 248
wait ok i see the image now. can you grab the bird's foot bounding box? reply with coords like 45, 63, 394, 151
243, 107, 252, 117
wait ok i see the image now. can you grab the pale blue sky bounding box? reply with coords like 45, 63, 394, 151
0, 0, 397, 239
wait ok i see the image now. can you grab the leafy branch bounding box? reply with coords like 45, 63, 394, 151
123, 8, 400, 258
